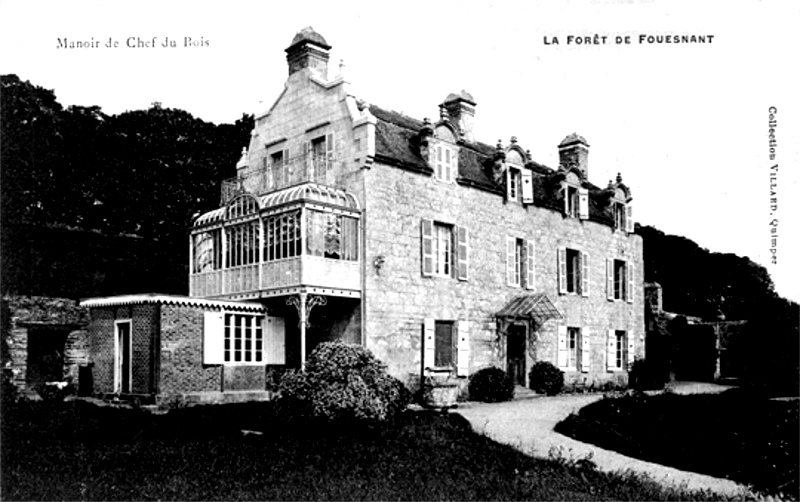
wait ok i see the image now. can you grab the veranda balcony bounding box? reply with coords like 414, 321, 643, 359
191, 183, 361, 301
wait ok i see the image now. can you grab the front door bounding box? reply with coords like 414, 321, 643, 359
507, 324, 527, 386
114, 321, 132, 394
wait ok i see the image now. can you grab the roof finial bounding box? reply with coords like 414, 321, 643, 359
510, 136, 518, 144
616, 172, 623, 184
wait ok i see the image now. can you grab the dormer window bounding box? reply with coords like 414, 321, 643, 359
431, 125, 458, 183
434, 144, 457, 183
609, 184, 633, 233
504, 148, 533, 204
562, 172, 588, 219
508, 167, 521, 202
613, 201, 626, 230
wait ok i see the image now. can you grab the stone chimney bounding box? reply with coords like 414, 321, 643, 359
558, 133, 589, 179
443, 90, 476, 142
285, 27, 331, 80
645, 282, 663, 314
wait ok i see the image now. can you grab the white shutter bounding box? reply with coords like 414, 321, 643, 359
627, 332, 636, 370
625, 204, 634, 233
325, 133, 334, 174
423, 318, 435, 370
627, 262, 635, 304
505, 165, 512, 199
456, 320, 470, 377
578, 188, 589, 219
203, 311, 224, 365
557, 247, 567, 294
506, 236, 517, 286
557, 325, 568, 368
581, 328, 590, 373
421, 219, 434, 277
525, 239, 536, 291
563, 184, 570, 215
606, 258, 614, 301
521, 170, 533, 204
264, 316, 286, 365
581, 251, 590, 297
607, 329, 617, 371
456, 226, 469, 281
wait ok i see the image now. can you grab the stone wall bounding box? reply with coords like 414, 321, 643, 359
1, 295, 89, 394
362, 161, 644, 388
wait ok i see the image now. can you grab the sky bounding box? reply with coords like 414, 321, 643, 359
2, 0, 799, 303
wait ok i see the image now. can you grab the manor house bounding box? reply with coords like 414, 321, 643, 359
82, 28, 644, 402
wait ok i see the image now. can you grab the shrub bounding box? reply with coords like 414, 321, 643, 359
277, 342, 410, 424
35, 381, 75, 402
529, 361, 564, 396
629, 358, 666, 391
468, 367, 514, 402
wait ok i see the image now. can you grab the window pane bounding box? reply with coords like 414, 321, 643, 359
434, 322, 454, 367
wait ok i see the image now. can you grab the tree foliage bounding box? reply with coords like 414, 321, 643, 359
637, 224, 779, 321
1, 74, 253, 296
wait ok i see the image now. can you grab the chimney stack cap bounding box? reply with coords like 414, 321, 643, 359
559, 133, 589, 148
444, 89, 476, 106
286, 27, 331, 52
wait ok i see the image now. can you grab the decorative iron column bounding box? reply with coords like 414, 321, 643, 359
286, 293, 327, 368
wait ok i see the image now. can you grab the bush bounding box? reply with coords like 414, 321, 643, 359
277, 342, 410, 424
629, 358, 666, 391
468, 367, 514, 402
35, 381, 75, 402
529, 361, 564, 396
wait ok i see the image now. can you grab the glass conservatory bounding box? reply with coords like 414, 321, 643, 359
190, 182, 361, 301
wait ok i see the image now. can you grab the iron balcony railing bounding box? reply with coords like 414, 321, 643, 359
221, 152, 335, 206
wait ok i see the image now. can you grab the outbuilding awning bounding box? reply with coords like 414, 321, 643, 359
496, 293, 563, 324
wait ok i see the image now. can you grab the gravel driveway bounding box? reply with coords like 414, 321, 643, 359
454, 387, 754, 497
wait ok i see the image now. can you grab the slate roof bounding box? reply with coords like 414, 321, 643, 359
369, 104, 620, 228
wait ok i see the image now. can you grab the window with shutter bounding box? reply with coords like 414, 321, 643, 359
421, 219, 434, 277
456, 226, 469, 281
507, 236, 517, 286
557, 247, 567, 294
557, 325, 568, 368
203, 311, 224, 365
264, 316, 286, 365
606, 258, 615, 301
627, 262, 635, 303
525, 239, 535, 290
578, 188, 589, 219
456, 320, 470, 376
581, 251, 589, 297
625, 204, 634, 233
581, 328, 591, 372
627, 332, 635, 370
606, 329, 616, 371
423, 318, 435, 369
521, 170, 534, 204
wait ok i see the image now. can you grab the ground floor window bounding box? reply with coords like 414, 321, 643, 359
558, 325, 589, 372
423, 318, 470, 376
224, 313, 264, 363
607, 329, 632, 371
434, 321, 456, 368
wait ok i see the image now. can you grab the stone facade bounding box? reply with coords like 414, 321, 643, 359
362, 161, 643, 388
1, 295, 89, 395
216, 27, 644, 390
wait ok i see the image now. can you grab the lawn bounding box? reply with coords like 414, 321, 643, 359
555, 389, 799, 500
2, 398, 751, 501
